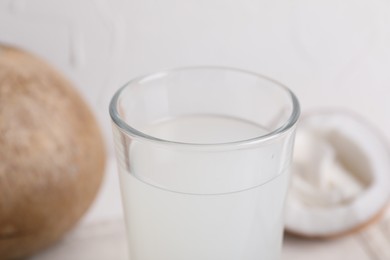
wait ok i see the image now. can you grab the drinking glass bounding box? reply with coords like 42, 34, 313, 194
110, 66, 300, 260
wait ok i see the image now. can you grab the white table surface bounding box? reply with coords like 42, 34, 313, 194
31, 157, 390, 260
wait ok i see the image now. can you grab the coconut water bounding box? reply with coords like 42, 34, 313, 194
118, 115, 290, 260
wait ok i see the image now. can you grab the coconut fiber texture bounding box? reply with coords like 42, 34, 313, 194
0, 45, 106, 259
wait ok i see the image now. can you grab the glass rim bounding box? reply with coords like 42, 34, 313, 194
109, 66, 300, 149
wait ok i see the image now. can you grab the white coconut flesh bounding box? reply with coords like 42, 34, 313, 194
285, 112, 390, 237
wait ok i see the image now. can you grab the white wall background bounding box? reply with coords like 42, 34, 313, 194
2, 0, 390, 153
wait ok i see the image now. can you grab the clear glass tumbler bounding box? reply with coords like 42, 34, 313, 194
110, 67, 300, 260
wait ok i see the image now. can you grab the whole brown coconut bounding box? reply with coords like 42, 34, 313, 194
0, 45, 105, 259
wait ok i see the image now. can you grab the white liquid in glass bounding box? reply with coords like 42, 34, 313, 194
118, 115, 289, 260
